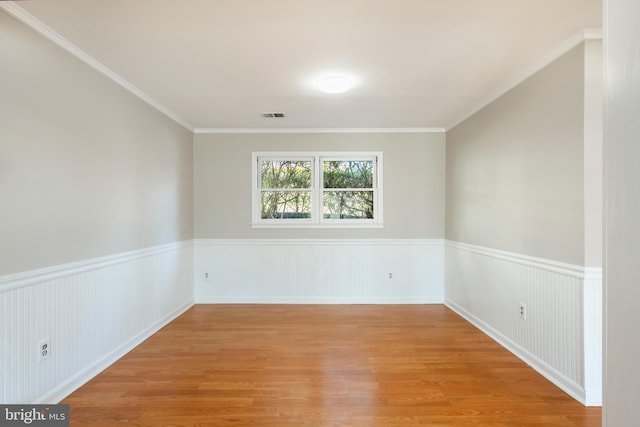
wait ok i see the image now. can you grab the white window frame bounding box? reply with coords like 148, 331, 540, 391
252, 151, 383, 228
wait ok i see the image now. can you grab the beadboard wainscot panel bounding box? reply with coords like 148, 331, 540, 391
0, 241, 194, 404
445, 240, 602, 406
195, 239, 444, 304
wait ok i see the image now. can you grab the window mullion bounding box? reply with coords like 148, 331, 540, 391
314, 156, 321, 223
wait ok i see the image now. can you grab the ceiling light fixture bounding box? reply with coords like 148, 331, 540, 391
318, 75, 352, 93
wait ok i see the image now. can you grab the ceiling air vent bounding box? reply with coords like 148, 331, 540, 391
262, 112, 286, 118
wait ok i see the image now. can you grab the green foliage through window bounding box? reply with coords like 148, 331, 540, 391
261, 160, 311, 189
323, 191, 374, 219
323, 161, 373, 189
260, 160, 312, 219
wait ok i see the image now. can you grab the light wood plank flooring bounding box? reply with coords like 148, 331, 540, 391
63, 305, 601, 426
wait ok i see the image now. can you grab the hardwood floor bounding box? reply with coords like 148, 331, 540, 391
63, 305, 601, 426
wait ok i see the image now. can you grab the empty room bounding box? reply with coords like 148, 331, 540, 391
1, 0, 639, 426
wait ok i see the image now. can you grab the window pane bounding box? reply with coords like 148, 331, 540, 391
261, 160, 312, 189
323, 191, 374, 219
323, 160, 373, 189
261, 191, 312, 219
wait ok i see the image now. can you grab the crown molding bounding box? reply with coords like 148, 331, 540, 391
193, 127, 445, 134
446, 27, 603, 131
0, 2, 194, 131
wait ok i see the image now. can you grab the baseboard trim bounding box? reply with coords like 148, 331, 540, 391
585, 388, 603, 407
35, 300, 194, 404
195, 238, 444, 246
196, 297, 444, 304
445, 298, 587, 405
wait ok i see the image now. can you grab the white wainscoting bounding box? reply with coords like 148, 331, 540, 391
195, 239, 444, 304
445, 240, 602, 406
583, 267, 603, 406
0, 241, 194, 404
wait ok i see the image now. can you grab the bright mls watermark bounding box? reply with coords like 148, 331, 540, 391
1, 405, 69, 426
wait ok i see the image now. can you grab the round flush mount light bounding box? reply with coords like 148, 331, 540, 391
318, 75, 353, 93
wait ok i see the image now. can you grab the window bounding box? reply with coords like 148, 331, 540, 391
252, 152, 383, 228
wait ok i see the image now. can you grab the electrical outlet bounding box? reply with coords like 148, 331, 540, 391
519, 303, 527, 320
39, 339, 51, 362
388, 272, 393, 279
203, 272, 209, 280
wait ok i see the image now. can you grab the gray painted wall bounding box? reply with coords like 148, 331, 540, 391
584, 40, 604, 268
0, 11, 194, 276
194, 132, 445, 239
445, 45, 586, 265
603, 0, 640, 424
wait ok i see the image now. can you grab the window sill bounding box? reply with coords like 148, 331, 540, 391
251, 222, 385, 229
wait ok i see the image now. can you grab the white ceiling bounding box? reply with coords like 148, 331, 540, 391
5, 0, 601, 131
